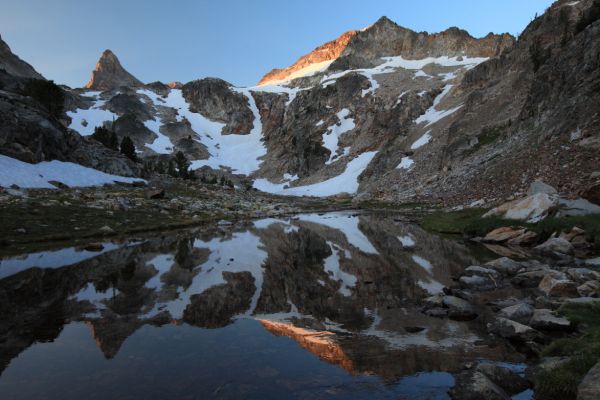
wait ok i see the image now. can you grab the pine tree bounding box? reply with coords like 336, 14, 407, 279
174, 151, 191, 179
167, 160, 177, 177
22, 79, 65, 118
120, 136, 137, 162
91, 126, 118, 151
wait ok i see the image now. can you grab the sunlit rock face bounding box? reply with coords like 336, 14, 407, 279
85, 50, 143, 91
0, 212, 521, 382
258, 30, 359, 86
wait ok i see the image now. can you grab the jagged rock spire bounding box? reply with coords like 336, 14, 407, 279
85, 49, 143, 91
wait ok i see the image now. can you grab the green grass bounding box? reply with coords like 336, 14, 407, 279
420, 208, 600, 245
419, 208, 514, 236
359, 200, 439, 211
535, 303, 600, 400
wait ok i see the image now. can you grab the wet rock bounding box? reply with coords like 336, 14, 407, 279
578, 361, 600, 400
498, 303, 534, 324
485, 257, 522, 276
578, 281, 600, 297
488, 317, 538, 341
534, 237, 574, 256
529, 309, 571, 332
476, 363, 530, 395
442, 296, 478, 321
449, 370, 510, 400
538, 275, 579, 298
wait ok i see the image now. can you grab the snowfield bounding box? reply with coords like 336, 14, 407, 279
0, 154, 144, 189
253, 151, 377, 197
67, 92, 117, 136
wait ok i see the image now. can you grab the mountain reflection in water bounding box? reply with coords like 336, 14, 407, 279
0, 211, 522, 399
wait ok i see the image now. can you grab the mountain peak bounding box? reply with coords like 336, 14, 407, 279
84, 49, 143, 91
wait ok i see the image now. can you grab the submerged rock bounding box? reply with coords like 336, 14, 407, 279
488, 317, 538, 341
449, 370, 510, 400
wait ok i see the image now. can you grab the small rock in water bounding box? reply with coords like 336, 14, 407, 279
148, 189, 165, 199
98, 225, 115, 234
84, 242, 105, 252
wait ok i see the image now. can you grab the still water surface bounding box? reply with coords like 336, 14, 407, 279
0, 211, 522, 399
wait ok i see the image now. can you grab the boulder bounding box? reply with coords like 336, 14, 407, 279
527, 180, 557, 196
465, 265, 500, 278
512, 269, 558, 288
483, 227, 527, 243
538, 275, 579, 298
442, 296, 478, 320
529, 309, 572, 331
506, 230, 538, 246
578, 361, 600, 400
557, 198, 600, 217
534, 237, 574, 256
584, 258, 600, 268
578, 281, 600, 297
498, 303, 534, 324
567, 268, 600, 283
449, 370, 510, 400
483, 193, 558, 223
485, 257, 522, 276
459, 275, 496, 291
488, 317, 538, 341
581, 183, 600, 206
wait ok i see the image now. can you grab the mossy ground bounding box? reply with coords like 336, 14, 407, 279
535, 302, 600, 400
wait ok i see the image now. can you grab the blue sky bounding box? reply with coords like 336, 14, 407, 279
0, 0, 554, 88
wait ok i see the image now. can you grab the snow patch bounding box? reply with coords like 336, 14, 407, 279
410, 131, 432, 150
322, 109, 355, 164
396, 156, 414, 170
67, 92, 118, 136
0, 154, 144, 189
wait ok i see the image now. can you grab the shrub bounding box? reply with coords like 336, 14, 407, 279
22, 79, 65, 117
